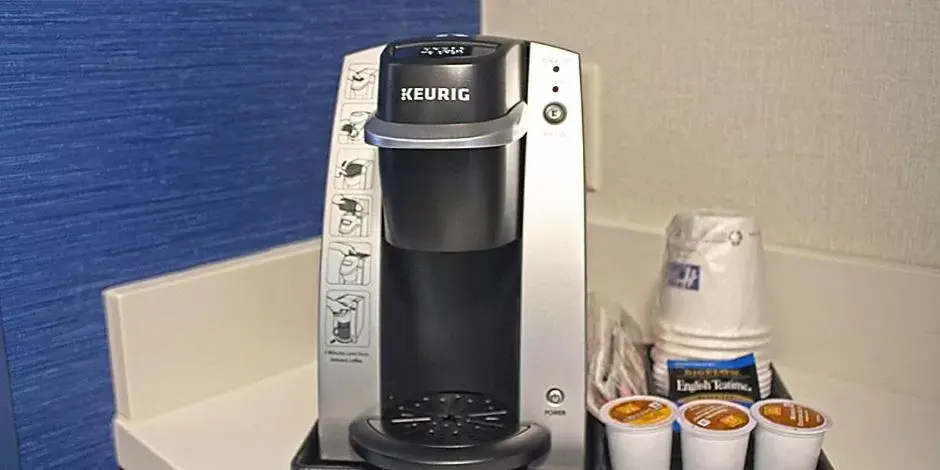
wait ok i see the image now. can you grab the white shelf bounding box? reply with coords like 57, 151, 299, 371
104, 241, 321, 470
115, 364, 317, 470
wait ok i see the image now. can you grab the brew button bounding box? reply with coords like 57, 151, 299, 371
543, 102, 567, 124
546, 388, 565, 406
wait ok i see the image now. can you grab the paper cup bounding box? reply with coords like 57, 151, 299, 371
751, 399, 832, 470
658, 210, 770, 338
651, 351, 772, 365
599, 396, 678, 470
652, 344, 771, 364
677, 400, 756, 470
661, 322, 771, 340
656, 327, 771, 350
652, 340, 771, 355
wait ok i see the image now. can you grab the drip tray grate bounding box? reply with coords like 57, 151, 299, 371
383, 392, 516, 447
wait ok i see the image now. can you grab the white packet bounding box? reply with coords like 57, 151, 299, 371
586, 291, 649, 419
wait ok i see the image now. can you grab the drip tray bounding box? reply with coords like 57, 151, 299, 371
291, 420, 549, 470
292, 392, 551, 470
382, 391, 515, 446
349, 414, 550, 470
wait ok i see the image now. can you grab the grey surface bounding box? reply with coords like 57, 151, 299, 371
517, 42, 587, 470
364, 101, 528, 149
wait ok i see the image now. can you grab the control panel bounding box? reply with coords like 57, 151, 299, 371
519, 42, 587, 470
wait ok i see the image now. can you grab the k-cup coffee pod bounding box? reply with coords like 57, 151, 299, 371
599, 395, 678, 470
677, 399, 756, 470
751, 399, 832, 470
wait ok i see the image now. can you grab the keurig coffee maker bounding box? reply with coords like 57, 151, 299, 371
305, 34, 586, 470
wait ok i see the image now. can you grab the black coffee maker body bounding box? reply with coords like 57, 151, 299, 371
311, 35, 587, 470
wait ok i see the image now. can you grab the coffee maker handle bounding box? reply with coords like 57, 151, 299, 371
364, 101, 528, 150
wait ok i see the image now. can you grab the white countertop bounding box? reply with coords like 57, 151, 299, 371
115, 361, 939, 470
114, 363, 318, 470
105, 235, 940, 470
775, 363, 940, 470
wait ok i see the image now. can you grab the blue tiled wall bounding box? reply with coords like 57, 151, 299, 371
0, 1, 478, 468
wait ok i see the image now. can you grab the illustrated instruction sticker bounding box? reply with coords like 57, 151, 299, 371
334, 149, 376, 190
329, 194, 372, 238
324, 290, 371, 347
337, 104, 374, 145
344, 63, 378, 101
325, 242, 372, 286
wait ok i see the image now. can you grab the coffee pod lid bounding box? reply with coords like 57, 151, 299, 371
751, 399, 832, 436
677, 399, 756, 439
599, 395, 678, 433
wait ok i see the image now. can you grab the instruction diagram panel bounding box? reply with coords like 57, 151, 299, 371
344, 63, 378, 101
334, 149, 376, 190
337, 104, 374, 145
329, 194, 372, 238
324, 290, 371, 347
325, 242, 372, 286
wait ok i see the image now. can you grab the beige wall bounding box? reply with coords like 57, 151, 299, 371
483, 0, 940, 267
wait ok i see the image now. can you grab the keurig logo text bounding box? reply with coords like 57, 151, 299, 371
399, 87, 471, 102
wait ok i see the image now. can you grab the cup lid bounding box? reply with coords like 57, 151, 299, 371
677, 400, 756, 438
751, 399, 831, 435
599, 395, 678, 432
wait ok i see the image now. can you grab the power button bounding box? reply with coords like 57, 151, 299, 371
543, 102, 567, 124
546, 388, 565, 406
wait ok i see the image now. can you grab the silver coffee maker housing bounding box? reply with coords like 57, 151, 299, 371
314, 35, 587, 470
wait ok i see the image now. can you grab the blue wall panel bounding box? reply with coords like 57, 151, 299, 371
0, 1, 478, 468
0, 316, 19, 470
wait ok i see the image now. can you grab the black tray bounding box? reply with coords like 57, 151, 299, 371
291, 421, 371, 470
292, 347, 834, 469
586, 346, 834, 469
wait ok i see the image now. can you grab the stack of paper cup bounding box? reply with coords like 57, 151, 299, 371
651, 209, 772, 398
